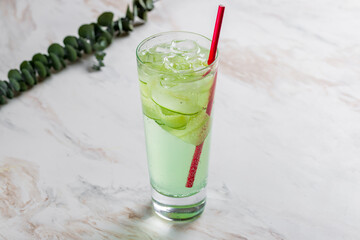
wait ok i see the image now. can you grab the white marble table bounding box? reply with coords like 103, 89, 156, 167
1, 0, 360, 239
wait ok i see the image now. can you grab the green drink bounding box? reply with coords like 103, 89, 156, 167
136, 32, 218, 221
144, 116, 211, 197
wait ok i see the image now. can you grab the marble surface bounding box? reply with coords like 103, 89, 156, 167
1, 0, 360, 239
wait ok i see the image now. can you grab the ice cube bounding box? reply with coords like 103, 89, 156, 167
164, 55, 192, 72
154, 43, 171, 54
163, 56, 173, 70
170, 40, 200, 54
142, 47, 169, 64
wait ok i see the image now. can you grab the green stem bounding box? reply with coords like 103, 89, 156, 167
0, 0, 154, 105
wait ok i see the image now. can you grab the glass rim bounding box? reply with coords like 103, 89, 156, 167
136, 31, 219, 74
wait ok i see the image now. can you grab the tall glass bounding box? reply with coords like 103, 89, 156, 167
136, 31, 218, 221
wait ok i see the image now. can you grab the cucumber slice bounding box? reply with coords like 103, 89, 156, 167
141, 96, 161, 120
142, 95, 190, 129
139, 81, 150, 97
151, 80, 202, 115
161, 110, 210, 146
155, 120, 165, 125
160, 107, 178, 115
161, 114, 189, 129
170, 74, 213, 93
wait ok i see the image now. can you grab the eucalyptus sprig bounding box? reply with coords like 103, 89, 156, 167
0, 0, 154, 105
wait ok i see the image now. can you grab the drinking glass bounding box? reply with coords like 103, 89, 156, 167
136, 31, 218, 221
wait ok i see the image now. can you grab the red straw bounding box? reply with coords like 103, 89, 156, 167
186, 5, 225, 188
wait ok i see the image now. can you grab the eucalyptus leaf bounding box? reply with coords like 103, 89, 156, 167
145, 0, 154, 10
64, 36, 79, 49
20, 61, 34, 74
46, 66, 52, 76
34, 61, 47, 78
48, 43, 65, 58
95, 52, 106, 61
19, 81, 27, 91
137, 0, 146, 9
126, 5, 134, 20
93, 23, 104, 37
22, 69, 35, 86
78, 38, 92, 54
78, 24, 95, 41
60, 58, 67, 68
102, 31, 113, 44
49, 53, 62, 70
5, 81, 14, 91
9, 78, 20, 92
98, 37, 108, 48
65, 44, 77, 62
6, 88, 14, 99
116, 19, 123, 35
121, 18, 133, 31
93, 36, 108, 51
5, 82, 14, 99
107, 23, 115, 36
32, 53, 48, 66
97, 12, 114, 26
0, 81, 7, 96
138, 7, 147, 21
133, 5, 138, 19
8, 69, 23, 81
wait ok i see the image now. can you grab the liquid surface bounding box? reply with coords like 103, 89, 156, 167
139, 39, 210, 73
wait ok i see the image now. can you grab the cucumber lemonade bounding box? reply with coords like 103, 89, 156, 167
136, 31, 218, 220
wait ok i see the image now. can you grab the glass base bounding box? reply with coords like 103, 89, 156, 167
151, 187, 206, 221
